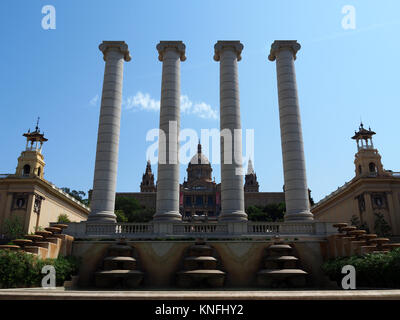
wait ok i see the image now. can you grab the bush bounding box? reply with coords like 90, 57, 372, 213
57, 214, 71, 223
2, 216, 24, 240
321, 248, 400, 288
0, 250, 80, 288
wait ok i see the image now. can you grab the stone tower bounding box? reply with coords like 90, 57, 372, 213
244, 159, 259, 192
140, 160, 156, 192
352, 123, 387, 178
15, 119, 47, 179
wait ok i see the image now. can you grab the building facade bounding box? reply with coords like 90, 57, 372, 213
117, 142, 285, 220
0, 124, 89, 236
312, 124, 400, 235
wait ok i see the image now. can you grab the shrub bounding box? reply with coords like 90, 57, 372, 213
0, 250, 80, 288
2, 216, 24, 239
321, 248, 400, 288
57, 214, 71, 223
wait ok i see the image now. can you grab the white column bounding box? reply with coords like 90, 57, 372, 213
268, 40, 313, 221
214, 41, 247, 222
88, 41, 131, 223
153, 41, 186, 222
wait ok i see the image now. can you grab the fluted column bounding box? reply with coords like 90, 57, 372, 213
268, 40, 313, 221
153, 41, 186, 222
214, 41, 247, 222
88, 41, 131, 222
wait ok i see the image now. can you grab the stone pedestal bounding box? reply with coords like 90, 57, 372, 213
89, 41, 131, 223
214, 41, 247, 222
269, 40, 313, 222
153, 41, 186, 223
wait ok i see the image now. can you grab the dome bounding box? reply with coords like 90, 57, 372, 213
189, 142, 210, 165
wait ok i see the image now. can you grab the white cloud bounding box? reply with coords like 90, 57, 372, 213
123, 91, 217, 120
90, 94, 99, 106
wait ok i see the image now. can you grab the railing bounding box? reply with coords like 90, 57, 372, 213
248, 222, 315, 234
64, 220, 325, 238
173, 223, 228, 234
85, 223, 153, 236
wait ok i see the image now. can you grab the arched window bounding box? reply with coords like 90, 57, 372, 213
358, 165, 362, 174
23, 164, 30, 176
369, 162, 376, 173
37, 167, 41, 177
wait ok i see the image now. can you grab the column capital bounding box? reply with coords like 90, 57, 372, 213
214, 40, 243, 61
268, 40, 301, 61
157, 41, 186, 62
99, 41, 131, 62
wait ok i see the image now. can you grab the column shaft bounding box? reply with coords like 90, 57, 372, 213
154, 41, 186, 222
269, 40, 313, 221
89, 41, 131, 223
214, 41, 247, 222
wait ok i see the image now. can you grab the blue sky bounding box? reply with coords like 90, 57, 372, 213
1, 0, 399, 202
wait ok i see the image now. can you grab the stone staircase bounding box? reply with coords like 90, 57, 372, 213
0, 224, 74, 259
94, 239, 144, 289
257, 238, 308, 288
176, 239, 226, 288
328, 223, 400, 258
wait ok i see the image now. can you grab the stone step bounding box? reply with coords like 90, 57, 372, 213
103, 256, 137, 270
95, 270, 144, 289
188, 245, 213, 256
264, 256, 298, 269
185, 256, 217, 262
257, 269, 308, 288
24, 235, 44, 242
265, 255, 298, 262
107, 245, 133, 257
104, 256, 136, 262
184, 256, 217, 270
23, 246, 48, 259
258, 269, 308, 277
268, 244, 293, 251
0, 245, 20, 251
176, 270, 225, 288
45, 227, 62, 234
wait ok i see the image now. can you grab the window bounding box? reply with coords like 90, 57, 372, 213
196, 196, 203, 206
358, 165, 362, 174
37, 167, 41, 177
23, 164, 30, 176
185, 196, 191, 206
207, 196, 214, 206
369, 162, 376, 173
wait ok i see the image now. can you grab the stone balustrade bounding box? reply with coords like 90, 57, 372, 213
59, 220, 335, 238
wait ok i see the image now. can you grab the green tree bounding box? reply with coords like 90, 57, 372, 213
60, 188, 89, 206
247, 202, 285, 222
2, 216, 24, 240
374, 212, 391, 237
350, 214, 370, 233
114, 196, 154, 223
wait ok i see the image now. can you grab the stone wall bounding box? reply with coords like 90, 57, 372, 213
72, 239, 332, 288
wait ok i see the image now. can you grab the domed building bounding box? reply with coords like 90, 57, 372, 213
117, 141, 286, 220
180, 142, 220, 220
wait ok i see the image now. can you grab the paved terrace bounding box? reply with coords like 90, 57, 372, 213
0, 288, 399, 300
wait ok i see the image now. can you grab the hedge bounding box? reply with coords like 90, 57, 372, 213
322, 248, 400, 288
0, 250, 80, 288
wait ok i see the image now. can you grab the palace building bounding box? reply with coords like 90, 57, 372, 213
0, 123, 89, 235
312, 124, 400, 235
117, 141, 285, 220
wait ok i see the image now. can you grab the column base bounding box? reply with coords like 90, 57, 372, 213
284, 210, 314, 222
87, 211, 117, 223
218, 210, 248, 222
153, 210, 182, 222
